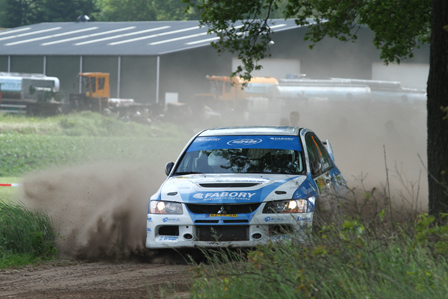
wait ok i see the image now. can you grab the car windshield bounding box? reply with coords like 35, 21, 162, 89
174, 135, 304, 175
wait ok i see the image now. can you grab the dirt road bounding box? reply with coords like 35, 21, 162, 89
0, 259, 192, 299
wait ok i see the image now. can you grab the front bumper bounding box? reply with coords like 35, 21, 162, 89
145, 212, 313, 249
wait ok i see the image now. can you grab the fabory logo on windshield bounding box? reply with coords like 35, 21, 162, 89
227, 138, 262, 146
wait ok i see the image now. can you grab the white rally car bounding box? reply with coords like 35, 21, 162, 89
146, 126, 347, 249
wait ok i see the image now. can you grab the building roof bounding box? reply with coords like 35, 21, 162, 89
0, 20, 301, 56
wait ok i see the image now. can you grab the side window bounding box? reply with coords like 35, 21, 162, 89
305, 134, 321, 176
98, 77, 105, 90
310, 134, 333, 172
90, 77, 96, 93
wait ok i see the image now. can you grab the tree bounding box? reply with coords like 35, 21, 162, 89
0, 0, 99, 28
0, 0, 45, 28
98, 0, 200, 21
427, 1, 448, 220
40, 0, 101, 23
184, 0, 448, 220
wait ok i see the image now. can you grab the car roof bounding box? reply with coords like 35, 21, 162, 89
198, 126, 303, 137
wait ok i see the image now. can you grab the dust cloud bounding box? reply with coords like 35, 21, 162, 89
17, 99, 427, 261
19, 161, 165, 261
247, 101, 428, 211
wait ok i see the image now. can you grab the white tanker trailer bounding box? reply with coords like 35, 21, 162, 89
0, 72, 60, 99
244, 77, 426, 124
0, 72, 62, 115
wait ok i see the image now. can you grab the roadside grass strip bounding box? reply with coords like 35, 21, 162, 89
0, 177, 20, 204
183, 152, 438, 298
0, 201, 57, 268
190, 213, 448, 298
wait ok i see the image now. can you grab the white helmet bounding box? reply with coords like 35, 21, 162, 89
208, 151, 228, 167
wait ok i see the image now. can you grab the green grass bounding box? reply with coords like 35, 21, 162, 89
0, 177, 19, 203
0, 135, 188, 176
0, 112, 191, 177
0, 111, 188, 138
0, 201, 57, 269
189, 183, 446, 299
190, 216, 448, 298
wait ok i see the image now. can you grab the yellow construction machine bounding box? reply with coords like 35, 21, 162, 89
69, 72, 111, 112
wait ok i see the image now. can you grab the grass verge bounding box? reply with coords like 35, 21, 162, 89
0, 177, 19, 203
189, 183, 444, 298
0, 201, 57, 269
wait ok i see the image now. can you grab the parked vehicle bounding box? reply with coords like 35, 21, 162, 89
69, 72, 149, 116
191, 75, 426, 124
146, 126, 348, 249
0, 72, 63, 115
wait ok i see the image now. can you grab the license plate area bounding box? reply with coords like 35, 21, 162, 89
197, 225, 249, 241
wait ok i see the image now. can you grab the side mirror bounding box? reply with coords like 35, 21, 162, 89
165, 162, 174, 176
311, 161, 321, 176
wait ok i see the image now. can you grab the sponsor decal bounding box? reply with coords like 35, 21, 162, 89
297, 216, 311, 222
301, 187, 315, 194
163, 217, 181, 223
200, 178, 268, 183
264, 216, 285, 222
269, 137, 294, 141
158, 236, 178, 241
193, 192, 256, 201
187, 135, 302, 152
207, 214, 238, 218
147, 228, 152, 232
147, 217, 152, 222
315, 177, 326, 191
227, 138, 262, 146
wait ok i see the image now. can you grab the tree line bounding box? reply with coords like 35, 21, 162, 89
0, 0, 194, 28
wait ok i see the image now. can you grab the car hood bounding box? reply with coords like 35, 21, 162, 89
154, 173, 313, 204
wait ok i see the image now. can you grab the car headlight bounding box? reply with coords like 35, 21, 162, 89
262, 199, 308, 213
150, 201, 183, 214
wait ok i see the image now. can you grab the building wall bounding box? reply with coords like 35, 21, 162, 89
46, 56, 80, 94
261, 26, 429, 84
0, 56, 8, 71
10, 56, 44, 74
160, 46, 232, 104
120, 56, 158, 103
0, 26, 430, 105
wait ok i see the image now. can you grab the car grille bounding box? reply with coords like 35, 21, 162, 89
198, 183, 260, 188
197, 225, 249, 241
186, 203, 261, 214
